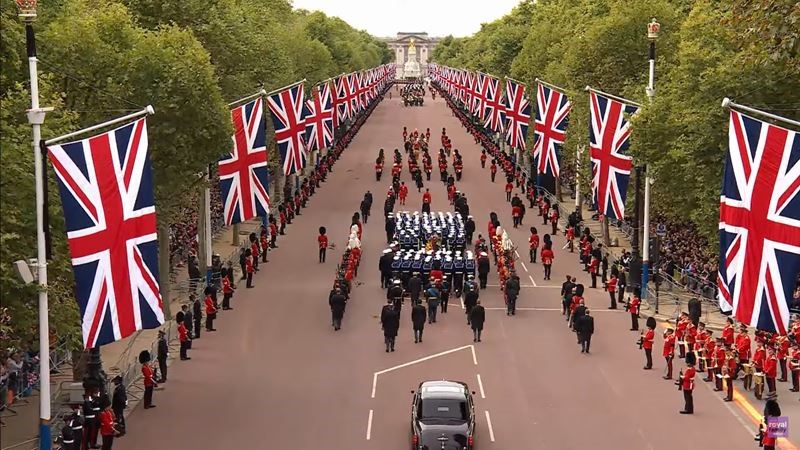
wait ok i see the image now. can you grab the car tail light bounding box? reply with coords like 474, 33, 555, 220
468, 435, 474, 447
412, 434, 419, 446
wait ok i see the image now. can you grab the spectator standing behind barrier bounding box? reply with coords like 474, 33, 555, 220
576, 309, 594, 354
111, 376, 127, 437
156, 330, 168, 383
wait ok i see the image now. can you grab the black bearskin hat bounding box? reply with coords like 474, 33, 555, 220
646, 317, 657, 329
319, 226, 327, 234
574, 284, 585, 297
138, 350, 151, 364
685, 351, 696, 366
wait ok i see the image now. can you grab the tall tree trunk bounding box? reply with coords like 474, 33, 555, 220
157, 222, 173, 320
602, 217, 611, 247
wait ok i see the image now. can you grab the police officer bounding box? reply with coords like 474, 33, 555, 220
111, 375, 127, 437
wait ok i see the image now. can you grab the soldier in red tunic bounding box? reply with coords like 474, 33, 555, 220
663, 328, 676, 379
480, 150, 487, 168
490, 161, 497, 182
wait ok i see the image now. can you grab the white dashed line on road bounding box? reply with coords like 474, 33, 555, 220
366, 409, 373, 440
520, 261, 529, 273
529, 275, 537, 287
477, 374, 486, 399
485, 410, 496, 442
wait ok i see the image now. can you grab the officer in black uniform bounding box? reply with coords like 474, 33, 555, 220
111, 375, 127, 436
477, 252, 491, 289
408, 272, 423, 304
379, 249, 394, 288
388, 279, 405, 313
82, 393, 98, 450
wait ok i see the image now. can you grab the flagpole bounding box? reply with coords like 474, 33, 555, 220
265, 78, 307, 97
534, 78, 568, 93
641, 18, 660, 301
227, 88, 267, 107
45, 106, 154, 145
722, 98, 800, 128
505, 76, 527, 86
584, 86, 643, 108
16, 2, 54, 447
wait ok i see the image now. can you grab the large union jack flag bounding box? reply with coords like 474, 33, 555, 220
717, 110, 800, 334
47, 118, 164, 349
472, 73, 490, 119
483, 75, 505, 133
304, 83, 334, 152
504, 79, 531, 150
334, 75, 351, 126
219, 97, 270, 225
267, 83, 307, 176
589, 90, 638, 220
533, 82, 571, 177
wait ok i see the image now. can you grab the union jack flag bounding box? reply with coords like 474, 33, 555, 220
533, 82, 572, 177
47, 118, 164, 349
304, 83, 334, 152
483, 75, 504, 133
465, 71, 475, 110
334, 75, 351, 125
717, 110, 800, 334
351, 73, 366, 113
504, 79, 531, 150
267, 83, 307, 176
589, 90, 638, 220
472, 73, 490, 120
219, 97, 270, 225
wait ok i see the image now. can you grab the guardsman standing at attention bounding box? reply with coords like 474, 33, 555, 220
764, 346, 778, 397
422, 189, 432, 214
505, 179, 514, 202
628, 291, 641, 331
205, 291, 217, 331
318, 226, 328, 263
490, 161, 498, 182
642, 317, 656, 370
789, 343, 800, 392
480, 150, 487, 168
529, 227, 540, 263
736, 326, 752, 378
663, 328, 676, 379
679, 353, 697, 414
375, 157, 383, 181
245, 249, 254, 288
222, 272, 234, 310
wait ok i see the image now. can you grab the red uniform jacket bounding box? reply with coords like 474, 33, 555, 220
682, 367, 696, 391
99, 409, 116, 436
629, 297, 641, 315
607, 276, 618, 294
490, 164, 497, 174
722, 324, 734, 346
529, 234, 540, 249
505, 182, 513, 193
222, 277, 233, 294
663, 334, 676, 358
399, 185, 409, 198
375, 163, 383, 173
318, 234, 328, 249
715, 347, 726, 369
737, 333, 752, 360
480, 153, 487, 163
246, 256, 254, 273
588, 257, 599, 274
205, 296, 217, 315
178, 322, 189, 342
512, 206, 521, 218
753, 348, 766, 370
269, 223, 278, 236
764, 355, 778, 377
279, 212, 286, 224
142, 363, 155, 387
541, 248, 554, 265
251, 242, 259, 259
643, 329, 655, 350
422, 192, 432, 205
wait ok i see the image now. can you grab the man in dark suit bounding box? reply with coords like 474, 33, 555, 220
469, 300, 486, 342
381, 301, 400, 352
181, 304, 193, 348
561, 275, 574, 316
572, 300, 587, 340
576, 310, 595, 353
379, 249, 394, 288
411, 302, 427, 343
329, 288, 347, 331
408, 272, 423, 304
687, 297, 702, 327
111, 376, 127, 436
156, 330, 168, 383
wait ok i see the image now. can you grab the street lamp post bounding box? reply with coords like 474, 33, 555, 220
16, 0, 53, 448
641, 18, 660, 300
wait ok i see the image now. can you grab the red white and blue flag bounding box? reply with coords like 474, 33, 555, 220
589, 90, 638, 220
267, 83, 308, 176
334, 75, 352, 125
503, 79, 531, 150
472, 73, 490, 120
483, 75, 504, 133
533, 82, 572, 177
47, 118, 164, 349
219, 97, 270, 225
717, 110, 800, 334
304, 83, 335, 152
465, 71, 475, 110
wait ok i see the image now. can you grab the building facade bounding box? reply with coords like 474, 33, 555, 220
383, 32, 442, 79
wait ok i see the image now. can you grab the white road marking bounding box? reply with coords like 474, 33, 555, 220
528, 275, 538, 287
485, 410, 496, 442
482, 307, 623, 312
514, 250, 520, 258
485, 284, 558, 288
460, 296, 465, 309
366, 409, 373, 440
372, 345, 476, 398
477, 374, 486, 399
520, 261, 529, 272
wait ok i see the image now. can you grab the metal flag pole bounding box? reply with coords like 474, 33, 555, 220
584, 86, 643, 108
722, 98, 800, 128
534, 78, 568, 93
641, 18, 661, 301
16, 1, 52, 447
45, 106, 154, 145
227, 87, 267, 107
265, 78, 307, 97
575, 145, 584, 210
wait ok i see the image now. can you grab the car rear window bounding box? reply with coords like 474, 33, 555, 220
419, 399, 468, 420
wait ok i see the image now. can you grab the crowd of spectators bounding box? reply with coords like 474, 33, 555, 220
1, 349, 40, 426
169, 175, 226, 268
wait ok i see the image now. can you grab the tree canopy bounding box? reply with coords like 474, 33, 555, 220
0, 0, 392, 349
432, 0, 800, 241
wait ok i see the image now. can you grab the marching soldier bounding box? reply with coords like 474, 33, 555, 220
380, 300, 400, 352
388, 279, 404, 313
470, 300, 486, 342
490, 161, 497, 182
663, 328, 676, 379
408, 272, 423, 304
329, 287, 346, 331
477, 252, 490, 288
375, 157, 383, 181
422, 189, 432, 214
480, 150, 487, 168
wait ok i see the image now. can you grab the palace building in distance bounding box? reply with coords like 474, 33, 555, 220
383, 32, 443, 79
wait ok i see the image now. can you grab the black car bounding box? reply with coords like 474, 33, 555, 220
410, 380, 476, 450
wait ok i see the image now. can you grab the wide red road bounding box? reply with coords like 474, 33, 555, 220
116, 90, 755, 450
